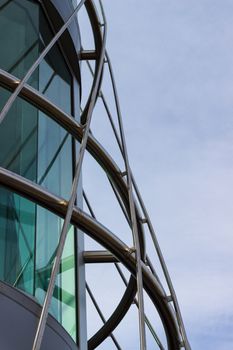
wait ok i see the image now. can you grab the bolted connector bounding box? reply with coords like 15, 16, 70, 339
165, 295, 173, 302
125, 246, 136, 256
120, 171, 127, 177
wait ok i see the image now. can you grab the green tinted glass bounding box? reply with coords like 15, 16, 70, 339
0, 0, 77, 341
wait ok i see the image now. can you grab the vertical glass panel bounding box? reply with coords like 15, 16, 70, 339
0, 0, 78, 342
0, 0, 39, 83
38, 9, 72, 114
37, 113, 72, 199
61, 229, 76, 338
0, 189, 35, 295
0, 88, 73, 198
0, 0, 73, 114
35, 207, 76, 340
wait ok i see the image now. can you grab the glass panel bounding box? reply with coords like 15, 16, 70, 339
38, 9, 72, 114
0, 0, 78, 342
0, 0, 72, 114
0, 188, 76, 339
35, 206, 76, 340
0, 87, 73, 199
0, 0, 39, 85
37, 112, 72, 199
0, 188, 35, 295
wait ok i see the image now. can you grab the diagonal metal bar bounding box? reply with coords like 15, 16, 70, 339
0, 0, 190, 347
114, 263, 165, 350
38, 133, 69, 185
107, 177, 130, 224
104, 53, 147, 350
105, 52, 190, 347
86, 282, 122, 350
5, 195, 34, 283
31, 1, 107, 349
85, 60, 124, 153
13, 253, 33, 287
83, 189, 164, 349
131, 175, 191, 350
0, 0, 86, 125
0, 166, 182, 349
84, 54, 147, 350
145, 255, 165, 293
85, 47, 190, 350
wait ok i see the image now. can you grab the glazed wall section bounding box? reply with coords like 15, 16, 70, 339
0, 0, 80, 341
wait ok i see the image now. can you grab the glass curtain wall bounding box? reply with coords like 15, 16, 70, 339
0, 0, 78, 341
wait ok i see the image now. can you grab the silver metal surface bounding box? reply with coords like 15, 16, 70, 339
83, 187, 164, 349
0, 0, 86, 125
85, 44, 191, 349
32, 1, 106, 349
0, 167, 182, 349
83, 251, 119, 263
83, 189, 138, 349
104, 51, 147, 350
131, 174, 192, 350
0, 0, 191, 348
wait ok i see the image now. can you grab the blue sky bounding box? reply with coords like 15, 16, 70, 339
80, 1, 233, 348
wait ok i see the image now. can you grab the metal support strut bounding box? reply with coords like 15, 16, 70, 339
31, 1, 107, 349
0, 0, 191, 348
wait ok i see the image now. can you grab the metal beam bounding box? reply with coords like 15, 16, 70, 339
80, 50, 97, 60
0, 167, 182, 349
83, 250, 119, 263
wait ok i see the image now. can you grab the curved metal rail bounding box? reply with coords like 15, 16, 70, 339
0, 0, 191, 349
0, 68, 144, 349
0, 167, 182, 349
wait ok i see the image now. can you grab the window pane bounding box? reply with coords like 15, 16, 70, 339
0, 188, 77, 340
0, 0, 78, 341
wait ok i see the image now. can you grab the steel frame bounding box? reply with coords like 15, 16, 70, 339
0, 0, 191, 349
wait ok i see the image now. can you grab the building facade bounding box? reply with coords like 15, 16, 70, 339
0, 1, 191, 349
0, 1, 85, 348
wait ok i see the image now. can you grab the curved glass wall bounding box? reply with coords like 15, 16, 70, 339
0, 0, 80, 341
0, 189, 76, 338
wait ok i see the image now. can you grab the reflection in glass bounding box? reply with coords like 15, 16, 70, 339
0, 190, 76, 338
0, 0, 78, 341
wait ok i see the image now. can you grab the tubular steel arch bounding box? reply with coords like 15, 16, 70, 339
0, 1, 191, 349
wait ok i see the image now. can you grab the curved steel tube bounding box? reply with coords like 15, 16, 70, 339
104, 49, 147, 350
0, 63, 144, 350
83, 190, 163, 349
0, 2, 142, 346
0, 70, 139, 234
0, 68, 145, 253
32, 1, 107, 348
0, 0, 190, 348
0, 167, 181, 349
103, 50, 191, 349
85, 282, 122, 350
0, 68, 145, 348
87, 277, 137, 349
80, 0, 104, 125
0, 0, 86, 125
